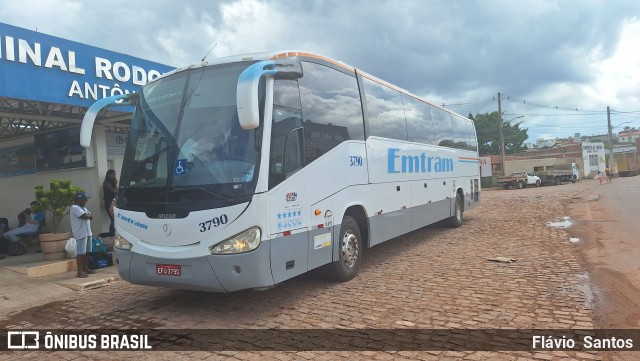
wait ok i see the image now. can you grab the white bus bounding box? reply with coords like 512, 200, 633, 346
80, 51, 480, 292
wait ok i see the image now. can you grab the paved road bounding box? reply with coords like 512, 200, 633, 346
1, 180, 623, 360
567, 176, 640, 333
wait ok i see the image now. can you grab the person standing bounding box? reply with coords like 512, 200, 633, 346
70, 192, 96, 278
102, 169, 118, 237
605, 167, 612, 183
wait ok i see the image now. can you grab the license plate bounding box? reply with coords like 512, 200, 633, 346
156, 264, 181, 276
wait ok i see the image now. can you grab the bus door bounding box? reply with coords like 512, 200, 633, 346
268, 82, 310, 283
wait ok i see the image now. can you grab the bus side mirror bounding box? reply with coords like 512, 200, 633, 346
237, 60, 303, 130
80, 93, 139, 148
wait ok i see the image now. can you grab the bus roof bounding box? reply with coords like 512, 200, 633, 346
155, 50, 471, 123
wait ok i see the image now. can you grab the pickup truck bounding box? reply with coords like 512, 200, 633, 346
497, 172, 541, 189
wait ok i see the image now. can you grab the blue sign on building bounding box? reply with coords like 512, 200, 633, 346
0, 22, 175, 108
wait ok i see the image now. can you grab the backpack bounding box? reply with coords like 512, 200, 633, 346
17, 210, 30, 227
88, 252, 113, 270
7, 242, 26, 257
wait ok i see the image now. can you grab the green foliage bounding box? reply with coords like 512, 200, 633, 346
34, 179, 84, 233
469, 111, 529, 155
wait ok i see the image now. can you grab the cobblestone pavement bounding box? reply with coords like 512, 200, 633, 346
1, 181, 613, 360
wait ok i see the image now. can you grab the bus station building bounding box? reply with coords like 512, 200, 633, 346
0, 22, 174, 235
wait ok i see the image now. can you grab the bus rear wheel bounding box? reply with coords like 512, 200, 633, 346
330, 216, 362, 282
446, 193, 464, 228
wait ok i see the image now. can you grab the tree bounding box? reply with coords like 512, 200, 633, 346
34, 179, 84, 233
469, 111, 529, 155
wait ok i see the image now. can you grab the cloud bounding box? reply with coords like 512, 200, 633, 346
2, 0, 640, 142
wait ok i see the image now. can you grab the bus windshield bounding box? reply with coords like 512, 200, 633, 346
119, 62, 264, 212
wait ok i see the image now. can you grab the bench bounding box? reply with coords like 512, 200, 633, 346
18, 223, 44, 251
20, 233, 40, 248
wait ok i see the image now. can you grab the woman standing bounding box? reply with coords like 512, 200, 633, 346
102, 169, 118, 237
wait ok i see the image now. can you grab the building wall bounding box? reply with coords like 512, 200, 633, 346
581, 142, 606, 176
0, 166, 101, 232
619, 131, 640, 143
504, 158, 583, 175
0, 125, 119, 235
505, 158, 556, 175
507, 144, 583, 160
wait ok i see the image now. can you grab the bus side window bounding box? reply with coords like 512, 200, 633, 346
283, 128, 304, 176
298, 62, 364, 165
451, 114, 470, 150
404, 94, 435, 145
269, 80, 303, 189
362, 76, 407, 141
432, 106, 454, 147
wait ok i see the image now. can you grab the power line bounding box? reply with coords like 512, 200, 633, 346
502, 113, 607, 117
502, 95, 607, 113
439, 97, 495, 108
444, 93, 625, 114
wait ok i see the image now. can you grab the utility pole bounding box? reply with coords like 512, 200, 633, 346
498, 92, 505, 175
606, 106, 615, 174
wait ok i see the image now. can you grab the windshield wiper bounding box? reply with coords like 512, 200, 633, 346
162, 187, 233, 202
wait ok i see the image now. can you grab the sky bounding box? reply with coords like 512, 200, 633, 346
2, 0, 640, 143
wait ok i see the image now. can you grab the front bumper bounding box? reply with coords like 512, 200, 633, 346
114, 241, 274, 292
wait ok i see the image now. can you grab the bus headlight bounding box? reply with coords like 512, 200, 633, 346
209, 227, 261, 255
114, 232, 132, 251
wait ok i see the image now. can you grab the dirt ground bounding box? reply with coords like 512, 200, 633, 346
566, 176, 640, 360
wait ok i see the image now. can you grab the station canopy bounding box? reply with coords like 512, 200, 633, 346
0, 22, 174, 142
0, 96, 133, 141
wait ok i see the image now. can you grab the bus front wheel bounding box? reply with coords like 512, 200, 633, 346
330, 216, 362, 282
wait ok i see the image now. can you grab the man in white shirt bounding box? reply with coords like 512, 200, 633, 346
70, 192, 96, 278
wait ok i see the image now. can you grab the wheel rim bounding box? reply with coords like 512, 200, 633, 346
341, 230, 359, 269
456, 200, 462, 221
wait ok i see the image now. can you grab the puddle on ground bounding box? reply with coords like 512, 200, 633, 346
575, 273, 596, 309
548, 216, 572, 229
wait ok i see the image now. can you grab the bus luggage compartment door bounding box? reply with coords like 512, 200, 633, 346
270, 230, 309, 284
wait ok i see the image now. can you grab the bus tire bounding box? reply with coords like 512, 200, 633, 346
446, 193, 464, 228
330, 216, 362, 282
